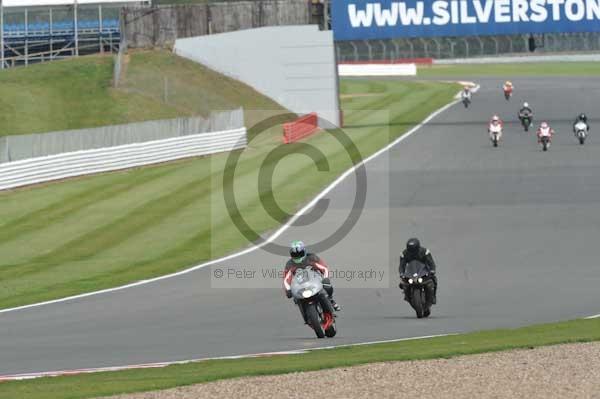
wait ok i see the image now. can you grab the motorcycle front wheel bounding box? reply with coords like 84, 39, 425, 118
411, 288, 426, 319
306, 303, 325, 338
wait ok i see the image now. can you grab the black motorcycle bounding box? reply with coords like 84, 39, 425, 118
519, 112, 533, 132
540, 135, 551, 151
400, 260, 435, 318
462, 96, 471, 108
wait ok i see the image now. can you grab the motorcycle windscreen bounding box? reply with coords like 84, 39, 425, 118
404, 260, 429, 277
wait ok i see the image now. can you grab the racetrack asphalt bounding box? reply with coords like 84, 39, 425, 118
1, 77, 600, 376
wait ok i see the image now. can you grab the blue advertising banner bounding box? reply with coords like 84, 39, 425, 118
332, 0, 600, 40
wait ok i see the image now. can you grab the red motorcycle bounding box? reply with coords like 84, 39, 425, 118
503, 82, 513, 100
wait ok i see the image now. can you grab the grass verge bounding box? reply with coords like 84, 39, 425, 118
0, 78, 458, 310
418, 62, 600, 77
1, 318, 599, 399
0, 50, 284, 137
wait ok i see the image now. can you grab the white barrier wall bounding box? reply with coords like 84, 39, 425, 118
0, 109, 244, 164
338, 63, 417, 76
0, 128, 247, 191
174, 25, 341, 127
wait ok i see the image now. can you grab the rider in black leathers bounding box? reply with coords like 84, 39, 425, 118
518, 102, 533, 127
398, 238, 438, 304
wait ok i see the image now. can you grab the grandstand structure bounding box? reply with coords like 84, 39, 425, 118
0, 0, 147, 68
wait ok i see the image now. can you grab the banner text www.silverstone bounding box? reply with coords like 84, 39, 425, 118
332, 0, 600, 40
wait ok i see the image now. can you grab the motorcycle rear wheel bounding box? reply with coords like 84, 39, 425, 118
325, 316, 337, 338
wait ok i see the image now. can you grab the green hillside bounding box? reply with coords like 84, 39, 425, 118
0, 50, 285, 137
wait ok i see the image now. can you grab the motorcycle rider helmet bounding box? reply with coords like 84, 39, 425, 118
579, 113, 587, 123
290, 240, 306, 264
541, 121, 549, 129
406, 238, 421, 257
463, 85, 470, 91
505, 80, 512, 87
523, 102, 529, 108
492, 115, 500, 124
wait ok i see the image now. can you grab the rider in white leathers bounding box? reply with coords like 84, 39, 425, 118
488, 115, 503, 141
537, 121, 554, 143
461, 86, 472, 101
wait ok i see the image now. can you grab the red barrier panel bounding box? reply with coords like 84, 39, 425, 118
340, 58, 433, 65
282, 113, 319, 143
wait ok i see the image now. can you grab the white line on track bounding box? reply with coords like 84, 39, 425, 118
0, 333, 455, 381
0, 83, 479, 316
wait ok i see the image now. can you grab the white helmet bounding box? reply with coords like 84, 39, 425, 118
541, 121, 549, 129
523, 102, 529, 108
492, 115, 499, 122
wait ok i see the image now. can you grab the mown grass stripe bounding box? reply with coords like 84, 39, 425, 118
0, 164, 181, 245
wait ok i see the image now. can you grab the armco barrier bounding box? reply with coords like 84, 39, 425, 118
283, 113, 319, 144
338, 63, 417, 77
0, 109, 244, 164
0, 128, 247, 191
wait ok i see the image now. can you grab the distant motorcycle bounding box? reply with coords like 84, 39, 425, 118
540, 135, 551, 151
503, 86, 513, 100
400, 260, 435, 319
462, 95, 471, 108
290, 267, 337, 338
538, 124, 553, 151
519, 112, 533, 132
574, 121, 588, 145
489, 124, 502, 147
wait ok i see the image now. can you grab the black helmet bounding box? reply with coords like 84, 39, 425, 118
579, 113, 587, 122
406, 238, 421, 256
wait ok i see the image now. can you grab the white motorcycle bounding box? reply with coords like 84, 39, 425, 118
574, 121, 588, 145
538, 127, 553, 151
489, 124, 502, 147
461, 92, 471, 108
290, 267, 337, 338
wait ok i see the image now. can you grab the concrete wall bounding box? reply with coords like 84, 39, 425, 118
174, 25, 340, 127
123, 0, 310, 48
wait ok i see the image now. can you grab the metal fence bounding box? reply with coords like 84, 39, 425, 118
0, 108, 244, 163
335, 32, 600, 61
1, 2, 131, 68
122, 0, 312, 48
